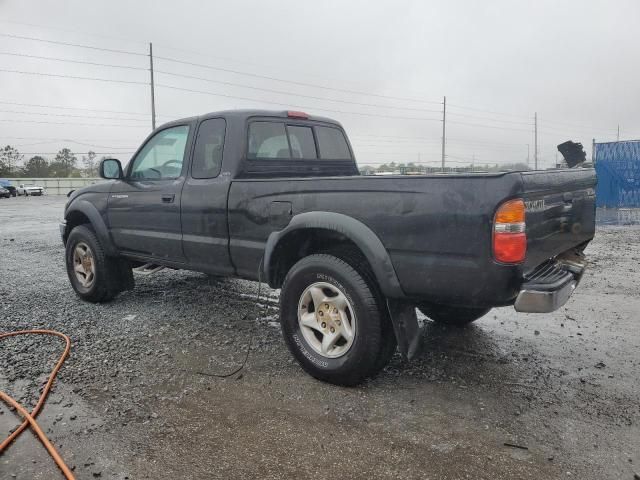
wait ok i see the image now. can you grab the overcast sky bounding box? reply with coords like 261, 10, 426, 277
1, 0, 638, 169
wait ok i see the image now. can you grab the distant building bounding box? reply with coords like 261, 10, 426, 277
594, 140, 640, 207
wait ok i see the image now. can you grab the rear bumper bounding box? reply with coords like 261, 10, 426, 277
514, 252, 586, 313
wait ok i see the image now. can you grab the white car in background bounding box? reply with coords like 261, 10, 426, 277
17, 183, 45, 196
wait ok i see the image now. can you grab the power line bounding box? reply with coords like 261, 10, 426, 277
0, 19, 148, 46
351, 134, 439, 141
450, 103, 619, 135
0, 109, 149, 122
537, 122, 618, 135
155, 83, 442, 122
0, 100, 149, 117
155, 54, 442, 105
0, 51, 147, 70
154, 69, 443, 114
0, 21, 443, 107
447, 110, 533, 126
0, 118, 149, 128
0, 68, 148, 85
447, 103, 532, 120
1, 135, 141, 142
446, 120, 533, 132
0, 33, 146, 56
17, 151, 136, 155
12, 140, 136, 150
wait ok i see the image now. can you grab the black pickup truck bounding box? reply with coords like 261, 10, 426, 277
61, 109, 596, 385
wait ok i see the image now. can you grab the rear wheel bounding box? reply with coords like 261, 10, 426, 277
280, 254, 390, 386
418, 304, 491, 327
323, 245, 397, 372
65, 224, 133, 302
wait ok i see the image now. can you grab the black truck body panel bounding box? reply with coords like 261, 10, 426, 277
62, 109, 597, 311
520, 169, 596, 272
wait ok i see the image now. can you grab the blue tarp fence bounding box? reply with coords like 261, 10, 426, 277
594, 140, 640, 207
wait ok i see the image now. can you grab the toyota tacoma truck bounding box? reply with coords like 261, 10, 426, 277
60, 109, 596, 385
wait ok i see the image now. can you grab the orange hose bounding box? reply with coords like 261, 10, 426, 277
0, 330, 74, 480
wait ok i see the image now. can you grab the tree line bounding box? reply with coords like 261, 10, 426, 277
0, 145, 104, 178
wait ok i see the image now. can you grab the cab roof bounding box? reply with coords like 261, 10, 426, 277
158, 109, 342, 130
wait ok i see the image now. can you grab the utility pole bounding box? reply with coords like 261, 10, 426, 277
534, 112, 538, 170
441, 96, 446, 172
592, 138, 596, 163
149, 42, 156, 131
617, 124, 620, 141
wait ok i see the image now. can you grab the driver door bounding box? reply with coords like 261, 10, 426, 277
108, 124, 192, 261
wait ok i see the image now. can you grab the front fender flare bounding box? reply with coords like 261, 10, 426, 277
65, 199, 117, 256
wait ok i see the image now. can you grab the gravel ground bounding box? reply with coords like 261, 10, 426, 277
0, 196, 639, 480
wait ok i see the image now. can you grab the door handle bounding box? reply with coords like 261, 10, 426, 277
161, 194, 175, 203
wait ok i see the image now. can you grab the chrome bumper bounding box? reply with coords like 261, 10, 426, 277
514, 253, 586, 314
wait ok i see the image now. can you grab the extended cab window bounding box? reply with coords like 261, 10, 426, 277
130, 125, 189, 180
248, 122, 290, 159
287, 126, 317, 159
192, 118, 226, 179
316, 126, 351, 160
247, 121, 350, 162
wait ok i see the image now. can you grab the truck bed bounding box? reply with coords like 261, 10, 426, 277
227, 168, 596, 307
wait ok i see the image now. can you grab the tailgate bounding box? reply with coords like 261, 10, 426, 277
520, 169, 596, 273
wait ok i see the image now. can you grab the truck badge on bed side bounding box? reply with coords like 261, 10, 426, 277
525, 199, 545, 212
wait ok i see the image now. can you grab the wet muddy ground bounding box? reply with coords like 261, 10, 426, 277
0, 196, 638, 479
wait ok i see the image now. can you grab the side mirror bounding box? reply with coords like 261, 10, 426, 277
99, 158, 123, 179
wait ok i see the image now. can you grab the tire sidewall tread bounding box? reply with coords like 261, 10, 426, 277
65, 224, 120, 302
280, 254, 383, 386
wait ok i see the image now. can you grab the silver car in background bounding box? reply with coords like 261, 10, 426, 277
17, 184, 45, 196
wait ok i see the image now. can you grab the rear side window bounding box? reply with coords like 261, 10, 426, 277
192, 118, 226, 179
316, 126, 351, 160
248, 122, 290, 159
287, 126, 317, 159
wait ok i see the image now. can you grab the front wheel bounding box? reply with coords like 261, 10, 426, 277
65, 224, 133, 302
418, 304, 491, 327
280, 254, 388, 386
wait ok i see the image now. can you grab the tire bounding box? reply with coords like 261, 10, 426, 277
418, 304, 491, 327
280, 254, 388, 386
322, 245, 397, 372
65, 224, 133, 302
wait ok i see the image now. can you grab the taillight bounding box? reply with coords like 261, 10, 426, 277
493, 199, 526, 263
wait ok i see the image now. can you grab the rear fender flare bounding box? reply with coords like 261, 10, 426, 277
264, 211, 404, 299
